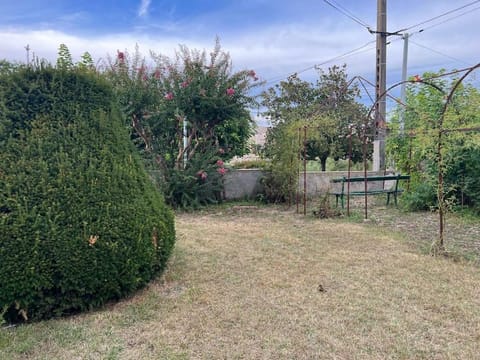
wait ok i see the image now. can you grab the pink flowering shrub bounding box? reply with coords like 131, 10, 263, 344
166, 150, 228, 209
104, 39, 261, 209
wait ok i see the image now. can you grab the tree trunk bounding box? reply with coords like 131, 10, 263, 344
320, 156, 328, 172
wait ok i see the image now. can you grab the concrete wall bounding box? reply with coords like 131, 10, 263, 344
224, 169, 392, 200
298, 171, 391, 197
224, 169, 265, 200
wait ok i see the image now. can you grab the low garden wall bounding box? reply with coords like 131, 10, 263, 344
224, 169, 265, 200
224, 169, 390, 200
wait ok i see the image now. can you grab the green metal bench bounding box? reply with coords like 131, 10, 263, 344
330, 174, 410, 208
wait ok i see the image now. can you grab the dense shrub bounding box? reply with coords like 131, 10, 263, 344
0, 65, 175, 322
165, 150, 227, 209
400, 182, 438, 212
400, 146, 480, 213
443, 146, 480, 213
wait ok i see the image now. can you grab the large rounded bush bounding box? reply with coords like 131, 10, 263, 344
0, 66, 175, 322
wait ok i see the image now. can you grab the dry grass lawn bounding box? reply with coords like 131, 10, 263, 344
1, 205, 479, 359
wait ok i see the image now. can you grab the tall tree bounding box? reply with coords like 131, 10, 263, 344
262, 65, 368, 171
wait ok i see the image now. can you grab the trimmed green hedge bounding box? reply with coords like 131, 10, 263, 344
0, 66, 175, 322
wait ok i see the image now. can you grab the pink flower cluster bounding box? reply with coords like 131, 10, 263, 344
216, 159, 227, 175
197, 170, 208, 181
164, 92, 174, 100
248, 70, 259, 81
226, 88, 235, 96
117, 51, 125, 63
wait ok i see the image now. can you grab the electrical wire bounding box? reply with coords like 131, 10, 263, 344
399, 0, 480, 32
263, 40, 376, 87
323, 0, 372, 30
261, 2, 478, 92
414, 6, 480, 33
409, 40, 473, 66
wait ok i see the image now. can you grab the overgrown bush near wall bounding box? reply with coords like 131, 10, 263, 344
0, 65, 175, 322
388, 72, 480, 214
165, 150, 227, 209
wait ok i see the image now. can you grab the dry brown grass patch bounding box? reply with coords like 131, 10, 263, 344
1, 206, 479, 359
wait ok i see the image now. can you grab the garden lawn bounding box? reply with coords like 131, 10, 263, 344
1, 206, 479, 359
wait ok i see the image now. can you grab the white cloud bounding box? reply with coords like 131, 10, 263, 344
0, 9, 478, 92
138, 0, 151, 17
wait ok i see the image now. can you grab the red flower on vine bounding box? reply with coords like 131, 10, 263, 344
164, 92, 174, 100
226, 88, 235, 96
216, 159, 224, 167
217, 167, 227, 175
181, 80, 190, 88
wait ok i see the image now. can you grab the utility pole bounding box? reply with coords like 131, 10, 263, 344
399, 33, 409, 133
373, 0, 387, 171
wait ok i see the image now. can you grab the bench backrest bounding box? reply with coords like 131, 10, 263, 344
331, 174, 410, 192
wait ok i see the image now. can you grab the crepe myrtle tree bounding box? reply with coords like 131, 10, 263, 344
105, 39, 261, 174
102, 39, 262, 208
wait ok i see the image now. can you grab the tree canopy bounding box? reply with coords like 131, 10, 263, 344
262, 65, 369, 172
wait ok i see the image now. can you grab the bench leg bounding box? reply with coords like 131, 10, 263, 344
387, 192, 399, 206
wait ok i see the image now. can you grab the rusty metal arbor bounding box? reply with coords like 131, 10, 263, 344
296, 62, 480, 254
364, 63, 480, 252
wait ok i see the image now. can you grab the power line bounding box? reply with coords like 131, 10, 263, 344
409, 40, 473, 66
261, 2, 479, 92
399, 0, 480, 32
263, 40, 376, 87
323, 0, 372, 30
414, 6, 480, 33
314, 40, 376, 69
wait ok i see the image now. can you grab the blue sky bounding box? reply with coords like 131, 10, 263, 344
1, 0, 479, 119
